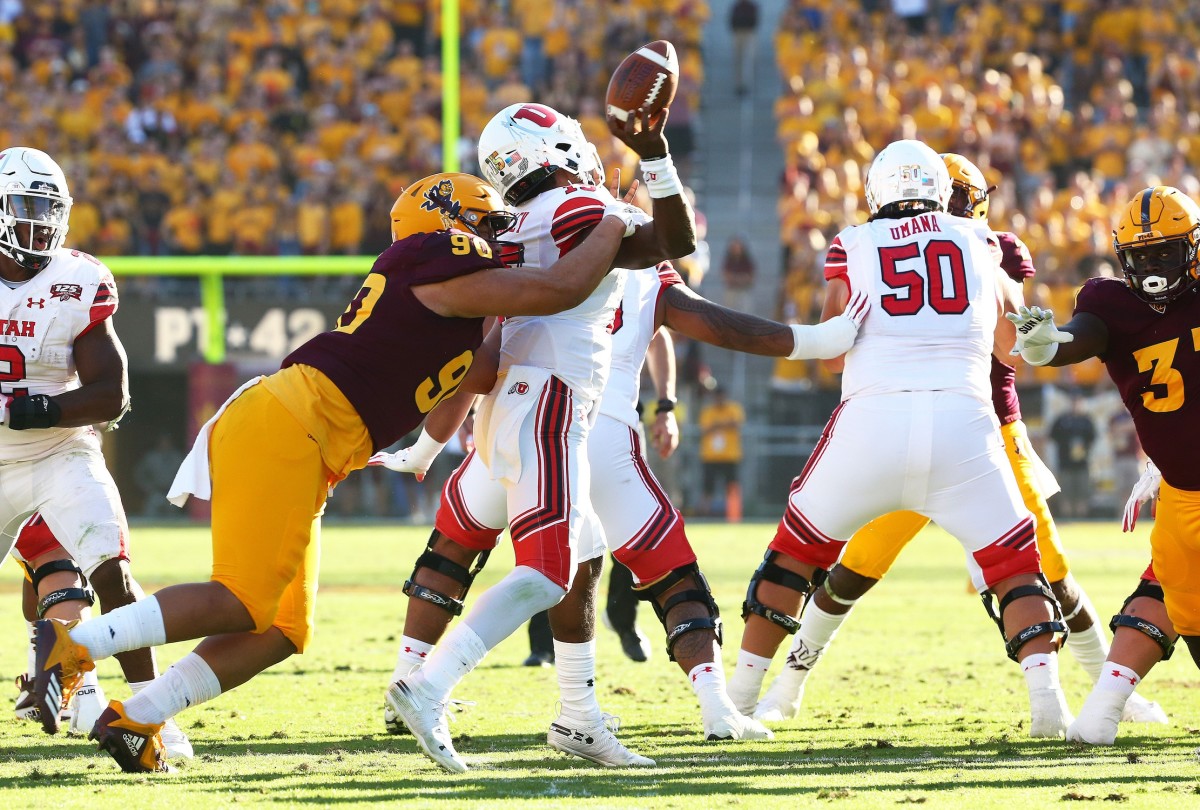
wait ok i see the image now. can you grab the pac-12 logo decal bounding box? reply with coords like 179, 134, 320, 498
508, 381, 530, 395
50, 283, 82, 302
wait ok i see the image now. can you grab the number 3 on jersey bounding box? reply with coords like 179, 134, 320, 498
877, 240, 969, 316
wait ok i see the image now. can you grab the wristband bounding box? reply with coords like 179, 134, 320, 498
788, 320, 857, 360
655, 398, 676, 414
640, 155, 684, 199
410, 427, 449, 467
8, 394, 62, 430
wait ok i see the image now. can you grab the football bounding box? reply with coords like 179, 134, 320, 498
606, 40, 679, 126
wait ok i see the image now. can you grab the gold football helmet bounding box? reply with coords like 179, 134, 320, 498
390, 172, 522, 264
940, 153, 994, 220
1112, 186, 1200, 306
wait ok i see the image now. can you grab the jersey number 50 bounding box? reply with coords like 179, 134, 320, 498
877, 240, 969, 316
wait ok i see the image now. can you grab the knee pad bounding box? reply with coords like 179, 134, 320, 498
1110, 580, 1176, 660
981, 575, 1068, 662
402, 531, 491, 617
25, 559, 95, 619
641, 563, 722, 661
741, 550, 813, 635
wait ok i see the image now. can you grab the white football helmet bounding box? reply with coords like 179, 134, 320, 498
477, 103, 604, 205
864, 139, 951, 216
0, 147, 72, 273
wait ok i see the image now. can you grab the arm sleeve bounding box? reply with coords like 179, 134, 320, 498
78, 267, 119, 339
822, 235, 848, 283
550, 193, 607, 257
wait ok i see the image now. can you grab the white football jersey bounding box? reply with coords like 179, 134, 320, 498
499, 183, 648, 405
0, 248, 118, 461
599, 263, 682, 427
828, 211, 999, 404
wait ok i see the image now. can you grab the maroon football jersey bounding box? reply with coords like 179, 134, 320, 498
284, 229, 501, 450
991, 231, 1037, 425
1074, 277, 1200, 490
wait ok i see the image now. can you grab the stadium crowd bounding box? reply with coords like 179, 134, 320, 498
0, 0, 705, 276
769, 0, 1200, 391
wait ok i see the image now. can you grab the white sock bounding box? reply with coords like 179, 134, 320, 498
1094, 662, 1140, 698
1021, 652, 1060, 691
123, 654, 222, 725
416, 623, 489, 703
690, 659, 737, 716
26, 621, 37, 676
554, 639, 602, 724
727, 650, 773, 713
462, 565, 565, 648
392, 636, 434, 682
789, 603, 848, 670
69, 596, 166, 661
1064, 621, 1110, 682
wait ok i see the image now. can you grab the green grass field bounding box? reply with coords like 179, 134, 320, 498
1, 521, 1197, 808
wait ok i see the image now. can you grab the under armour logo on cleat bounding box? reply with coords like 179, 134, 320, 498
586, 678, 594, 688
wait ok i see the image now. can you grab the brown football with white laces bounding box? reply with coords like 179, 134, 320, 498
606, 40, 679, 127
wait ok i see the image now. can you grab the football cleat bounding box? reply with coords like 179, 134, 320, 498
547, 713, 655, 767
67, 679, 107, 737
89, 700, 171, 773
1029, 687, 1073, 739
160, 718, 194, 759
22, 618, 95, 734
1067, 688, 1127, 746
386, 695, 474, 736
14, 675, 41, 723
1121, 692, 1169, 724
704, 711, 774, 741
385, 678, 466, 773
753, 668, 807, 723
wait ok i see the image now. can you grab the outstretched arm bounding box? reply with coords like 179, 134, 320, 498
657, 283, 793, 355
658, 281, 868, 361
1007, 306, 1109, 366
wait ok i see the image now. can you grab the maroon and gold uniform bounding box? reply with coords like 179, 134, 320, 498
831, 231, 1071, 583
209, 229, 499, 650
284, 230, 498, 450
1075, 278, 1200, 634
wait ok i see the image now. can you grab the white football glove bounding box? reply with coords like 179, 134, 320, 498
0, 394, 8, 426
1005, 305, 1074, 366
603, 201, 643, 237
1122, 460, 1162, 533
366, 429, 446, 482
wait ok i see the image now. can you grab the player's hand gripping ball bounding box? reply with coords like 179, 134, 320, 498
606, 40, 679, 128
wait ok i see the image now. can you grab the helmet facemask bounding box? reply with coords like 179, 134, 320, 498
947, 179, 993, 220
1116, 232, 1199, 306
0, 182, 72, 274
